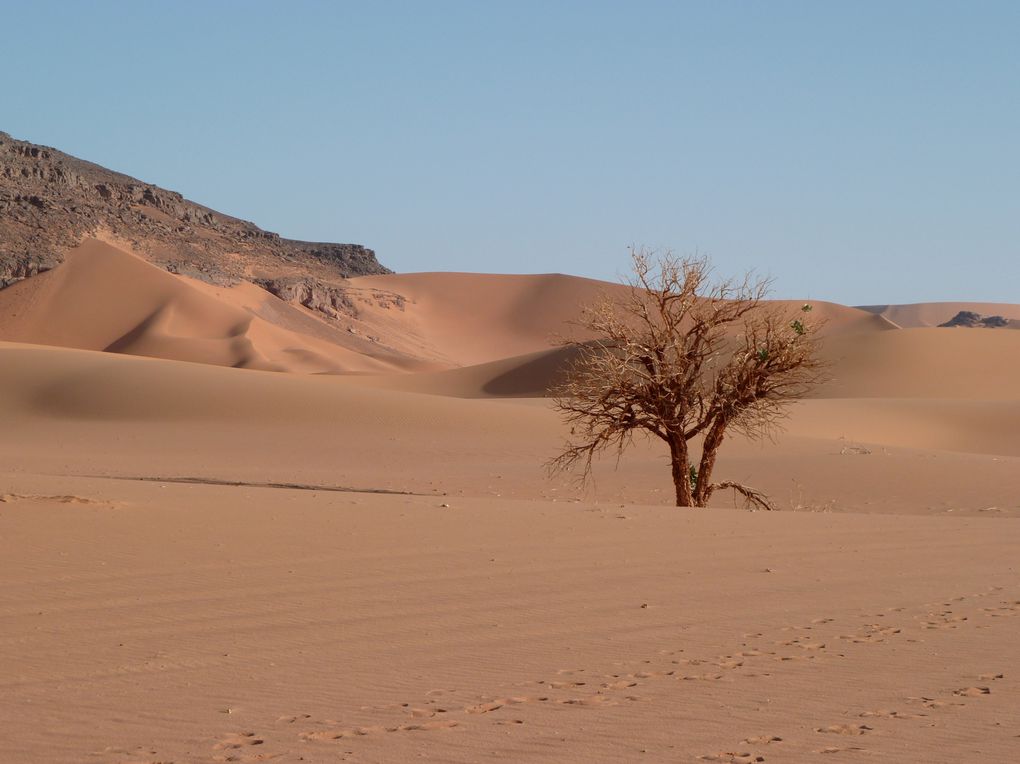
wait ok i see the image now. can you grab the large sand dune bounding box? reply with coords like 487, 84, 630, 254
0, 239, 422, 374
2, 241, 1019, 762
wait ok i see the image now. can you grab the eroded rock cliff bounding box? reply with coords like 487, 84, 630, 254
0, 131, 389, 294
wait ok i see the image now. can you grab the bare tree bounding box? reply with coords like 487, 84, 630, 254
549, 249, 827, 509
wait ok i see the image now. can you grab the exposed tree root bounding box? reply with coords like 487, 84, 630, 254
711, 481, 776, 511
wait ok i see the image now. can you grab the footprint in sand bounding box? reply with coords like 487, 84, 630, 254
717, 659, 745, 669
0, 493, 119, 508
906, 696, 965, 710
304, 719, 461, 740
409, 707, 441, 718
952, 686, 990, 697
818, 746, 865, 754
465, 701, 504, 715
859, 709, 924, 720
840, 624, 900, 643
213, 732, 265, 750
698, 753, 765, 763
816, 723, 872, 736
558, 694, 615, 707
276, 714, 311, 724
921, 614, 967, 629
981, 602, 1020, 617
394, 720, 460, 732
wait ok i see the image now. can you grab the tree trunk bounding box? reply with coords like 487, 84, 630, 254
693, 419, 726, 506
669, 437, 694, 507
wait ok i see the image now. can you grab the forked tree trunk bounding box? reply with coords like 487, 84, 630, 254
669, 437, 694, 507
693, 420, 726, 506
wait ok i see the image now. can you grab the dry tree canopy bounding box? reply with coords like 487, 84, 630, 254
549, 249, 828, 509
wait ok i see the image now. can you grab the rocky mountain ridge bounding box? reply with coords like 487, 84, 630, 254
0, 131, 389, 295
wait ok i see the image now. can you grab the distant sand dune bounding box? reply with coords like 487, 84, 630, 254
858, 302, 1020, 328
10, 238, 1015, 400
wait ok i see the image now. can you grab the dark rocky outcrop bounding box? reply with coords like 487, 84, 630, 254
938, 311, 1011, 328
0, 130, 389, 291
254, 277, 361, 321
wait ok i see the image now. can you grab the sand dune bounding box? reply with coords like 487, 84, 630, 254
354, 322, 1020, 402
347, 271, 618, 365
4, 340, 1020, 500
352, 345, 580, 398
2, 247, 1020, 762
816, 327, 1020, 400
0, 239, 416, 374
0, 240, 908, 386
858, 301, 1020, 328
349, 272, 893, 368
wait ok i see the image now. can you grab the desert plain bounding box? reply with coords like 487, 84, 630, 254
1, 236, 1019, 764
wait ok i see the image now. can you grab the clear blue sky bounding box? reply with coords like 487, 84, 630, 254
4, 1, 1017, 304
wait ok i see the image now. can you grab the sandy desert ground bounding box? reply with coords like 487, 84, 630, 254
1, 240, 1019, 763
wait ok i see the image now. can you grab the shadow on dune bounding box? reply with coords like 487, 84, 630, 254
481, 344, 583, 397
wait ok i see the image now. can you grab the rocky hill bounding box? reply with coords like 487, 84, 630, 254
939, 311, 1011, 328
0, 130, 389, 292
